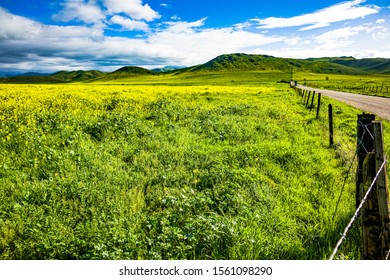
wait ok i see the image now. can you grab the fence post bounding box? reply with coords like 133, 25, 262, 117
316, 93, 321, 119
310, 91, 315, 111
306, 91, 311, 108
328, 104, 334, 146
372, 121, 390, 259
356, 115, 390, 259
356, 114, 376, 208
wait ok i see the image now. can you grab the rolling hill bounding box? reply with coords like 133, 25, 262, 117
101, 66, 155, 80
185, 53, 368, 74
0, 54, 389, 84
51, 70, 106, 82
330, 57, 390, 74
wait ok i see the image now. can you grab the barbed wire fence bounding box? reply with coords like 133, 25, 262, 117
291, 84, 390, 260
329, 158, 387, 260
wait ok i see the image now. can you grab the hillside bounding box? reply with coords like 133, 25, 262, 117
51, 70, 106, 82
331, 58, 390, 74
1, 54, 389, 84
102, 66, 155, 80
185, 53, 367, 74
0, 75, 65, 84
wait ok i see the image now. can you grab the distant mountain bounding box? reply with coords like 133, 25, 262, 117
0, 71, 49, 78
0, 75, 65, 84
330, 58, 390, 74
1, 54, 389, 84
152, 66, 185, 73
17, 72, 50, 77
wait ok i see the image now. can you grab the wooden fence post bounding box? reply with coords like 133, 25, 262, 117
356, 114, 376, 208
328, 104, 334, 146
356, 116, 390, 259
306, 91, 311, 108
316, 93, 321, 119
372, 121, 390, 259
310, 91, 315, 111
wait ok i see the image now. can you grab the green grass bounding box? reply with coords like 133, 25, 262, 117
0, 78, 384, 260
295, 72, 390, 98
94, 70, 291, 86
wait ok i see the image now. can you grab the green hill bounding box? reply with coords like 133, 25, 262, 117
1, 54, 389, 84
51, 70, 106, 82
190, 53, 288, 72
99, 66, 155, 81
331, 58, 390, 74
112, 66, 154, 75
0, 75, 65, 84
184, 53, 367, 75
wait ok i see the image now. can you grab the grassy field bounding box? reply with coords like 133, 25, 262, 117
294, 72, 390, 98
0, 75, 387, 260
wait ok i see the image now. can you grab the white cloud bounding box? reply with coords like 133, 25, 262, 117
1, 5, 389, 73
109, 15, 149, 31
170, 15, 181, 21
161, 18, 207, 33
103, 0, 160, 21
371, 26, 389, 40
0, 7, 104, 42
53, 0, 105, 24
233, 22, 252, 31
376, 19, 386, 24
0, 9, 287, 71
254, 0, 380, 31
53, 0, 160, 31
0, 7, 44, 40
314, 26, 366, 43
147, 20, 286, 66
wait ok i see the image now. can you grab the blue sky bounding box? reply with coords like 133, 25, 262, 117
0, 0, 389, 72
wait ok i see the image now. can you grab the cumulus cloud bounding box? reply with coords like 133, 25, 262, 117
1, 2, 389, 73
109, 15, 149, 31
161, 18, 207, 33
53, 0, 160, 31
314, 26, 366, 43
254, 0, 380, 31
0, 8, 286, 71
53, 0, 105, 24
103, 0, 160, 21
315, 24, 390, 43
0, 7, 43, 40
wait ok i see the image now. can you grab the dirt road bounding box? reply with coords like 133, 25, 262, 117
296, 84, 390, 121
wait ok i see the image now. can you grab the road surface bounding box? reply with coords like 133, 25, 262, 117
296, 84, 390, 121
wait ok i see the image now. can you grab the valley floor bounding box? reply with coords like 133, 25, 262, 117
0, 81, 387, 260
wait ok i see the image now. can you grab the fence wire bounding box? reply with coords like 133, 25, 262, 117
329, 158, 387, 260
294, 86, 389, 260
357, 121, 375, 154
331, 152, 357, 222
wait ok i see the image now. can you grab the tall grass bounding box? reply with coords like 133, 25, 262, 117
294, 72, 390, 98
0, 83, 366, 259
